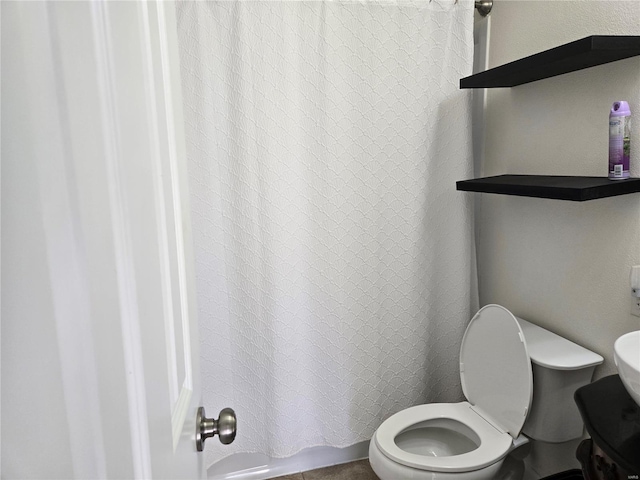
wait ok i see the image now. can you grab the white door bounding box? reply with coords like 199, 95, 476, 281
1, 2, 229, 478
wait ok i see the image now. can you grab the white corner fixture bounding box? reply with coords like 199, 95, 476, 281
614, 331, 640, 408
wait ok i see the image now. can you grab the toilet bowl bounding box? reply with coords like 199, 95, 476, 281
369, 304, 604, 480
369, 403, 516, 479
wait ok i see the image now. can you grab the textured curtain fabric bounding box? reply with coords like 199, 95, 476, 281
176, 0, 476, 466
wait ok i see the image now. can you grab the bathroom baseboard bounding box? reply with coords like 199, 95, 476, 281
207, 441, 371, 480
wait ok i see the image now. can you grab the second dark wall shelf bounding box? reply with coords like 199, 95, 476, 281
456, 175, 640, 201
460, 35, 640, 88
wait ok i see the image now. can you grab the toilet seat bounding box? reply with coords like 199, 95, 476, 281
459, 304, 533, 438
373, 305, 534, 475
374, 402, 513, 473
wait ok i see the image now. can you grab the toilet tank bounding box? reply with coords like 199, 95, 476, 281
515, 317, 604, 443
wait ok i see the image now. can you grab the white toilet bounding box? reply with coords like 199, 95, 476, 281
369, 304, 604, 480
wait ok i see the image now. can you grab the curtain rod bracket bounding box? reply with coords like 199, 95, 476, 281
451, 0, 492, 16
474, 0, 492, 16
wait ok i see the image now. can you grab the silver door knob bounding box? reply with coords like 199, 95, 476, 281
196, 406, 236, 451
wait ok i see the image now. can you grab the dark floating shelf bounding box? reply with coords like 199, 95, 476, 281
456, 175, 640, 201
460, 35, 640, 88
457, 36, 640, 202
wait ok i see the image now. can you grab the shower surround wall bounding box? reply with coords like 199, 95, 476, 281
176, 0, 475, 471
478, 1, 640, 477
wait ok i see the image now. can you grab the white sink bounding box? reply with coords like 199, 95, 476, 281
614, 330, 640, 407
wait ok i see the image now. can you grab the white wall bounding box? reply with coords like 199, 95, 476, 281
478, 1, 640, 476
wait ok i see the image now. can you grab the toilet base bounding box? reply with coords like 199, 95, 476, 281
369, 437, 505, 480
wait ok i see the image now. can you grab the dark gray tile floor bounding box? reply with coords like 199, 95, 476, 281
270, 459, 379, 480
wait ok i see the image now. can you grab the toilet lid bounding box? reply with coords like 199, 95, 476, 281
460, 304, 533, 438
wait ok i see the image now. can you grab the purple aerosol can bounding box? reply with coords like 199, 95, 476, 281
609, 101, 631, 180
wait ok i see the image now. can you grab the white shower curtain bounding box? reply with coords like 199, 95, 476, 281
176, 0, 476, 466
